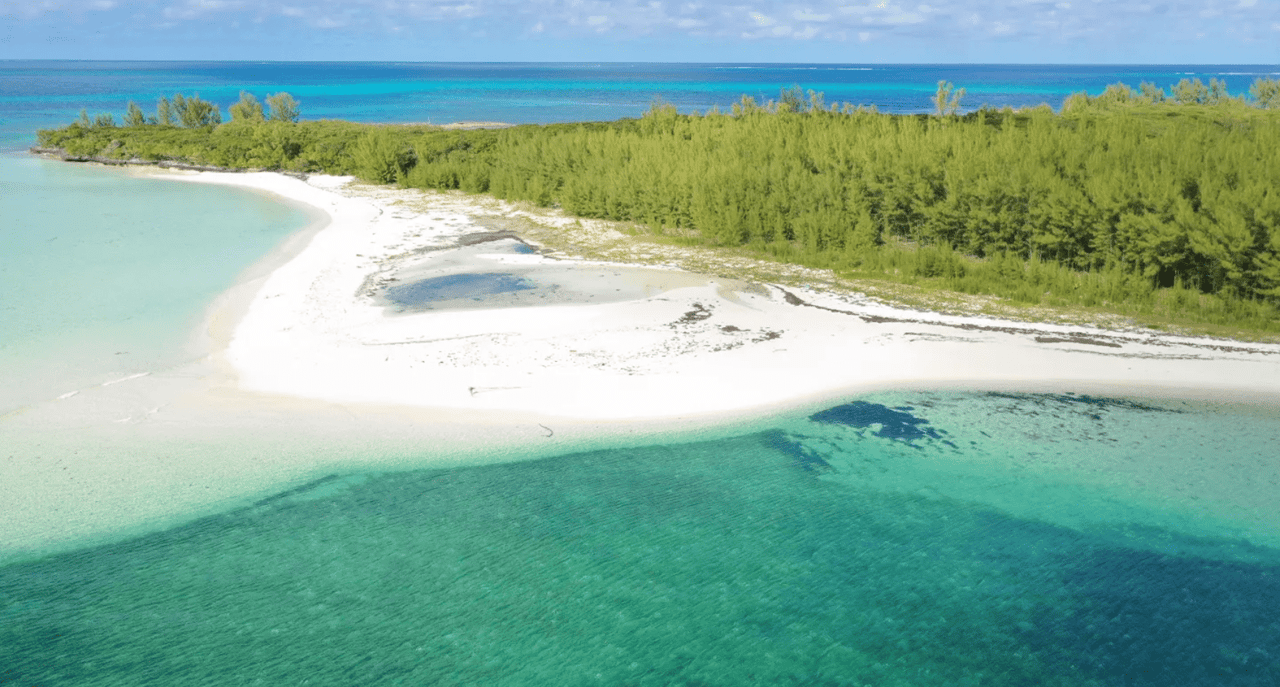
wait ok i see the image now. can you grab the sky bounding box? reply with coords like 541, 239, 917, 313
1, 0, 1277, 63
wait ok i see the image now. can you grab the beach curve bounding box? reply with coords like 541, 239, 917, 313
5, 165, 1280, 564
177, 170, 1280, 417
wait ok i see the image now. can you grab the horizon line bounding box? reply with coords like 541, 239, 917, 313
3, 58, 1279, 67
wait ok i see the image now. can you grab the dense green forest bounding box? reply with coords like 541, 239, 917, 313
36, 80, 1280, 335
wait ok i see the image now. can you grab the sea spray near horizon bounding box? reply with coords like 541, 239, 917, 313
3, 391, 1278, 686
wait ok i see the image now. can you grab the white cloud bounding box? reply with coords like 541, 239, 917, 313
793, 9, 830, 21
162, 0, 244, 21
8, 0, 1280, 60
443, 4, 481, 17
311, 14, 345, 27
883, 11, 923, 23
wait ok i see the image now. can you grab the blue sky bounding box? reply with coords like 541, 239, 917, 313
1, 0, 1277, 63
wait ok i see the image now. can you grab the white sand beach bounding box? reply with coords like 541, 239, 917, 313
186, 171, 1280, 418
4, 167, 1280, 562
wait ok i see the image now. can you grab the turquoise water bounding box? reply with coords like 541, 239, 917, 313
4, 62, 1277, 148
2, 62, 1279, 684
2, 391, 1278, 686
0, 155, 311, 413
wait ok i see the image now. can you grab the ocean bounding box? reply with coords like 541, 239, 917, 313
2, 62, 1279, 686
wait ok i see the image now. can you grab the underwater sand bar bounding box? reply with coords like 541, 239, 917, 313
173, 171, 1280, 419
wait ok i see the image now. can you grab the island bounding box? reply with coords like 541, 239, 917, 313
12, 81, 1280, 560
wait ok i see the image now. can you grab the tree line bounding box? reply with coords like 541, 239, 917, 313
76, 91, 300, 129
37, 78, 1280, 335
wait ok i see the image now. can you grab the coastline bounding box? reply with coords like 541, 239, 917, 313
5, 163, 1280, 564
174, 169, 1280, 419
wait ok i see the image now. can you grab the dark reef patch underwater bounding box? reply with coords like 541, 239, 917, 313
2, 391, 1279, 686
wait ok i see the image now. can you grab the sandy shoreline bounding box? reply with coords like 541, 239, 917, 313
4, 166, 1280, 563
174, 170, 1280, 419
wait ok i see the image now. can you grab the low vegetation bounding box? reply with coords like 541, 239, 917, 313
36, 79, 1280, 337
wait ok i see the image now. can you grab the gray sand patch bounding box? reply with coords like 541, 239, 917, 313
376, 237, 753, 313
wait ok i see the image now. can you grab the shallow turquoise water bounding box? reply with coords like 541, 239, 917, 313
3, 62, 1279, 685
0, 154, 311, 412
2, 391, 1277, 686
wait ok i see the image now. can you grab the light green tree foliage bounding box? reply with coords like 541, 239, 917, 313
1207, 77, 1230, 104
124, 101, 147, 127
249, 122, 305, 164
1139, 81, 1166, 103
77, 109, 91, 127
1097, 83, 1135, 106
933, 81, 965, 117
807, 89, 826, 113
1172, 78, 1211, 104
351, 128, 414, 183
778, 85, 805, 113
1251, 77, 1280, 109
730, 95, 760, 116
173, 94, 221, 128
229, 91, 265, 123
33, 83, 1280, 333
1065, 84, 1138, 112
266, 92, 300, 123
156, 97, 176, 126
93, 113, 116, 128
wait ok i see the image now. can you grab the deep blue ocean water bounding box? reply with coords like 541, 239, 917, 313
2, 62, 1279, 685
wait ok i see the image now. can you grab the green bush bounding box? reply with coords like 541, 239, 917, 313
33, 82, 1280, 334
